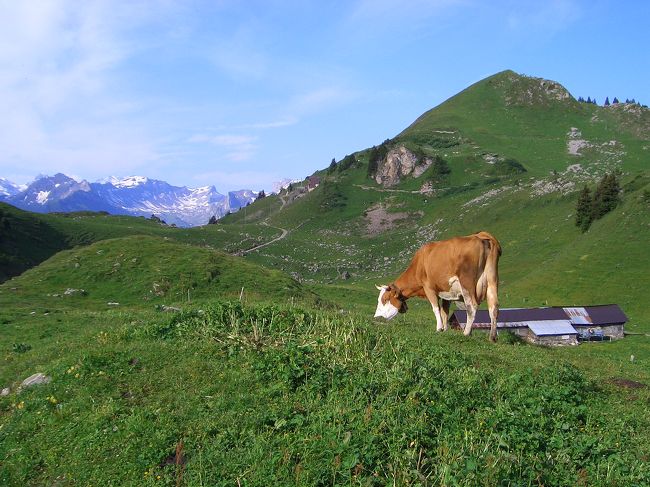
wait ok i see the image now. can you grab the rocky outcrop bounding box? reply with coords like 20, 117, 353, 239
375, 146, 430, 187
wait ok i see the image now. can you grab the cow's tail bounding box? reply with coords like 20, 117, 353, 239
474, 231, 501, 342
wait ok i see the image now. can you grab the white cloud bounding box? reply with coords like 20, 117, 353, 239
196, 134, 257, 146
0, 1, 175, 181
236, 117, 299, 130
195, 169, 281, 191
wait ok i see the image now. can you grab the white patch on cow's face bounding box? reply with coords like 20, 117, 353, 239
374, 286, 400, 320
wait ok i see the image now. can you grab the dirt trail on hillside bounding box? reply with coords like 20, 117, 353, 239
353, 184, 422, 194
236, 222, 288, 255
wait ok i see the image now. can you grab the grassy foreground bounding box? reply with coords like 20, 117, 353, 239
1, 299, 649, 486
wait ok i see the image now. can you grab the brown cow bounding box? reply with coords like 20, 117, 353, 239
374, 231, 502, 341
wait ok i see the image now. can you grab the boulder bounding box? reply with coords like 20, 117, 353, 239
63, 288, 86, 296
21, 373, 52, 389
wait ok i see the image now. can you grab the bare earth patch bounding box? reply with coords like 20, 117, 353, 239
364, 204, 411, 236
609, 378, 646, 389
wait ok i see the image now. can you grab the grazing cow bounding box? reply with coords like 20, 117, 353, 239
374, 231, 502, 341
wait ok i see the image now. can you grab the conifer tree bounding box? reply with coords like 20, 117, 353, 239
604, 96, 610, 106
327, 158, 337, 174
367, 146, 379, 177
591, 172, 620, 221
575, 185, 593, 232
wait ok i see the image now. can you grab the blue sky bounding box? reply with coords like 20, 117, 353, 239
1, 0, 648, 192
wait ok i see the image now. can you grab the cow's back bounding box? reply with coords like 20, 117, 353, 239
414, 235, 487, 292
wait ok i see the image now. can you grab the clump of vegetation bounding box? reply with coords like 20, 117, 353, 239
489, 158, 527, 176
427, 155, 452, 184
337, 154, 358, 173
367, 141, 390, 178
575, 172, 621, 232
319, 181, 347, 210
406, 133, 459, 149
12, 342, 32, 354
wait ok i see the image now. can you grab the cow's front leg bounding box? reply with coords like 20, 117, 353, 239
440, 299, 451, 331
423, 287, 443, 331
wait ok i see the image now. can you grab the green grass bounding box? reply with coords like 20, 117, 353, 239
1, 301, 648, 485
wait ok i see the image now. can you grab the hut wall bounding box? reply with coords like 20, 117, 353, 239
575, 324, 625, 339
527, 331, 579, 346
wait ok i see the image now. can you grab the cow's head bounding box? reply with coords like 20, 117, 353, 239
374, 284, 408, 320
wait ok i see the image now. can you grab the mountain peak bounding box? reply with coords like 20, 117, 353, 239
487, 71, 574, 106
0, 178, 22, 198
107, 176, 149, 188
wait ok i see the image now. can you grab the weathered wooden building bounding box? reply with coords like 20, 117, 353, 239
450, 305, 628, 346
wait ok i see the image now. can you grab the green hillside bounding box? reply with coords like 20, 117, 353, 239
0, 203, 69, 282
0, 235, 316, 312
0, 203, 282, 283
2, 70, 650, 485
218, 70, 650, 329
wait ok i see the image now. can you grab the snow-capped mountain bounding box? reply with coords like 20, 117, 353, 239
0, 178, 24, 199
228, 189, 257, 210
3, 173, 257, 227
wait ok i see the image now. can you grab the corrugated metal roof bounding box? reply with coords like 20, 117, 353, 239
581, 305, 628, 326
563, 307, 592, 324
451, 304, 627, 327
527, 320, 578, 336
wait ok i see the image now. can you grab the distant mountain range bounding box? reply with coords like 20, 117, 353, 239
0, 173, 257, 227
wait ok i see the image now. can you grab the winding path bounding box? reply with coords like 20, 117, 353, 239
236, 194, 291, 255
353, 184, 434, 194
238, 222, 288, 255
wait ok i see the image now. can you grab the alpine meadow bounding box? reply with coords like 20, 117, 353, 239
1, 71, 650, 486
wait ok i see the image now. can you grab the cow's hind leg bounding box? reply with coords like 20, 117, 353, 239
487, 285, 499, 342
459, 282, 478, 336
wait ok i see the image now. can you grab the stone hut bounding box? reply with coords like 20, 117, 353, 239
450, 304, 627, 345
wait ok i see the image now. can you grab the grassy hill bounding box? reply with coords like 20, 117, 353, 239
0, 203, 282, 284
0, 235, 316, 312
0, 203, 69, 282
1, 70, 650, 485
